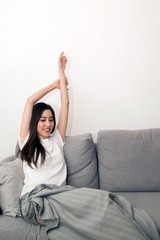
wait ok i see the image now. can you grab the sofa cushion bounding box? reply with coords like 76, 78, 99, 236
64, 133, 99, 188
0, 158, 24, 217
97, 129, 160, 191
114, 192, 160, 232
0, 154, 15, 215
0, 155, 15, 163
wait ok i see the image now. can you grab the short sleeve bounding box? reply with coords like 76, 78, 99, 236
52, 128, 64, 151
18, 132, 30, 150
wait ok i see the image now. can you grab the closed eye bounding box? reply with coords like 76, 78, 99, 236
40, 118, 53, 122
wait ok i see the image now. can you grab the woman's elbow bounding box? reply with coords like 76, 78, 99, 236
26, 96, 35, 104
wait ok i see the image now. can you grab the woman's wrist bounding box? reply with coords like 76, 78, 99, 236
59, 68, 65, 76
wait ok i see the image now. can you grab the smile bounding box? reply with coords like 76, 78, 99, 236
43, 128, 51, 132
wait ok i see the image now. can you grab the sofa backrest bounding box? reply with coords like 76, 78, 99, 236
97, 129, 160, 192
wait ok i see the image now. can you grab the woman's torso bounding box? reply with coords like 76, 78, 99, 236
19, 128, 67, 197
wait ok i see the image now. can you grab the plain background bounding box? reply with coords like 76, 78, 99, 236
0, 0, 160, 159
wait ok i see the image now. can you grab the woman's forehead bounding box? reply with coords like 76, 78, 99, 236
41, 109, 53, 117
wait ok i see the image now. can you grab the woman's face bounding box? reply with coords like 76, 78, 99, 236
37, 109, 54, 139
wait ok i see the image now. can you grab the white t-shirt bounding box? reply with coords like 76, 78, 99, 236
19, 128, 67, 197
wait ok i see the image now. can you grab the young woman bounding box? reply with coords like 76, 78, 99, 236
19, 52, 69, 199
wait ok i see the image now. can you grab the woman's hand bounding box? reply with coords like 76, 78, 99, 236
54, 77, 68, 89
58, 52, 67, 73
57, 52, 69, 141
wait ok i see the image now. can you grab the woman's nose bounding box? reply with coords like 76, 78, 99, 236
46, 120, 51, 126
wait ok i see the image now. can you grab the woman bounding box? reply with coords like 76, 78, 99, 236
19, 52, 69, 224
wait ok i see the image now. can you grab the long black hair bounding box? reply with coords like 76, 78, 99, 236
20, 102, 56, 168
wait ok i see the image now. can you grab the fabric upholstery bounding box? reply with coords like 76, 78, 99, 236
114, 192, 160, 232
64, 133, 99, 188
97, 129, 160, 191
0, 158, 24, 217
1, 155, 15, 163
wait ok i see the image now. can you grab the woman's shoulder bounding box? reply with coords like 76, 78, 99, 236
51, 128, 64, 147
19, 132, 30, 150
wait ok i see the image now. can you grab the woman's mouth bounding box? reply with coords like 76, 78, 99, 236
44, 128, 50, 132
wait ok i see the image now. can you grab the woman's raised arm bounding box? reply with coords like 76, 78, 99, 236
20, 80, 60, 142
57, 52, 69, 141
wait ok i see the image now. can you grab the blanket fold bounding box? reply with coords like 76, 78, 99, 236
20, 184, 160, 240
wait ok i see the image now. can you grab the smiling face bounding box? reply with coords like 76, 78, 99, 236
37, 109, 54, 139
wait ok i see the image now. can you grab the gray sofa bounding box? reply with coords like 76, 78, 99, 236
0, 128, 160, 239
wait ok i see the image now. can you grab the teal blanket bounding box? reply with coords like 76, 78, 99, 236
20, 184, 160, 240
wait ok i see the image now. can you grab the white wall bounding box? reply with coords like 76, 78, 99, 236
0, 0, 160, 159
